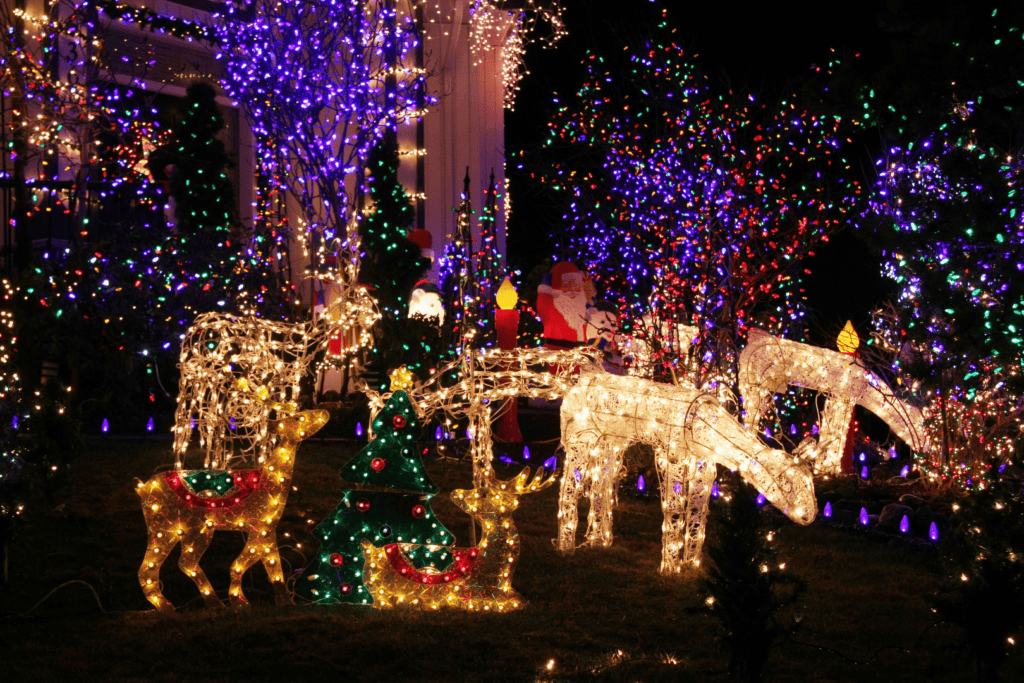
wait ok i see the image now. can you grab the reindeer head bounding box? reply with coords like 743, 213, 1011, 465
450, 467, 556, 519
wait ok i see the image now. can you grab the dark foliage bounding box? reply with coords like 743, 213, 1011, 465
694, 469, 806, 682
931, 484, 1024, 682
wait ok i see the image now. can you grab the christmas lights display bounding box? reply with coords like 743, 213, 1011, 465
295, 391, 454, 605
3, 3, 297, 416
216, 0, 431, 280
362, 466, 555, 611
537, 17, 859, 389
426, 1, 566, 110
439, 170, 477, 354
137, 383, 329, 613
473, 171, 505, 349
738, 328, 931, 475
173, 247, 378, 469
557, 369, 817, 574
365, 346, 600, 487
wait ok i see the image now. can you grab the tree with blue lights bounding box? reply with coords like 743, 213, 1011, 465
216, 0, 431, 278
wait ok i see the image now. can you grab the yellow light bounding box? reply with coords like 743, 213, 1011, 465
836, 320, 860, 354
496, 277, 518, 310
389, 365, 415, 392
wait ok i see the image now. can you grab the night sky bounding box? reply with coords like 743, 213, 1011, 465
505, 0, 895, 344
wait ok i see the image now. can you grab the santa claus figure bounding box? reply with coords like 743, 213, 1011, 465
536, 262, 594, 351
408, 280, 444, 325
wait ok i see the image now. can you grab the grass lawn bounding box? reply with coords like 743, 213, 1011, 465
1, 435, 1020, 682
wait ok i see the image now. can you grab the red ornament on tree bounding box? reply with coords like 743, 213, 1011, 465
340, 583, 352, 594
356, 498, 371, 512
329, 553, 344, 567
393, 414, 407, 429
371, 458, 387, 472
411, 504, 426, 519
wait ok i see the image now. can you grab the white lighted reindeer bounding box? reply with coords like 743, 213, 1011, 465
738, 328, 931, 475
174, 243, 378, 469
558, 370, 817, 574
628, 321, 931, 474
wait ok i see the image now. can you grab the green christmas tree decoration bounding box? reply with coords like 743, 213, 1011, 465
296, 391, 454, 604
296, 490, 454, 605
342, 390, 437, 494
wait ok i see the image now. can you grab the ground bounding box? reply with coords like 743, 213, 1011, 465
1, 435, 1021, 682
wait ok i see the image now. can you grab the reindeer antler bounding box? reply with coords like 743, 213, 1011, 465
236, 378, 299, 416
507, 467, 557, 494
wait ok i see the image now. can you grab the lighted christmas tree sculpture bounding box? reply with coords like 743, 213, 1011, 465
296, 391, 454, 604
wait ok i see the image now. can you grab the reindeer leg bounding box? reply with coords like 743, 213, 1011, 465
178, 526, 222, 609
585, 437, 624, 548
658, 457, 716, 574
258, 531, 288, 606
229, 521, 281, 608
228, 529, 265, 608
139, 523, 179, 614
817, 396, 856, 475
556, 439, 591, 551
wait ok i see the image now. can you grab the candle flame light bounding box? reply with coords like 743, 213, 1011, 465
496, 277, 518, 311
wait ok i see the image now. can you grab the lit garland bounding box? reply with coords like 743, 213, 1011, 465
558, 369, 817, 574
137, 382, 329, 613
362, 467, 555, 611
473, 170, 504, 348
425, 0, 565, 110
537, 16, 860, 388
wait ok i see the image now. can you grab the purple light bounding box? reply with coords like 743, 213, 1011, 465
929, 522, 939, 541
859, 508, 869, 526
544, 456, 557, 471
756, 493, 766, 506
637, 475, 645, 492
900, 515, 910, 533
823, 501, 832, 518
900, 465, 910, 478
101, 418, 109, 433
435, 426, 443, 441
523, 445, 531, 461
146, 417, 154, 432
356, 422, 363, 438
861, 465, 869, 479
711, 480, 719, 497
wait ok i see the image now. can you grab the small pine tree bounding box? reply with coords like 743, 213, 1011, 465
931, 485, 1024, 683
359, 138, 426, 316
695, 469, 806, 683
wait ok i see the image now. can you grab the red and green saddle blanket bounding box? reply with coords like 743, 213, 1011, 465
382, 544, 479, 585
164, 470, 264, 509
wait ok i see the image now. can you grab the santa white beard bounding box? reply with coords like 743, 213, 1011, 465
552, 293, 588, 342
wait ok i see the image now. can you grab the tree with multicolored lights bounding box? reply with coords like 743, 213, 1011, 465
842, 2, 1024, 487
537, 17, 860, 394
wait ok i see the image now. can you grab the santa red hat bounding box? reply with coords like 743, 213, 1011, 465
407, 229, 435, 261
549, 262, 581, 290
